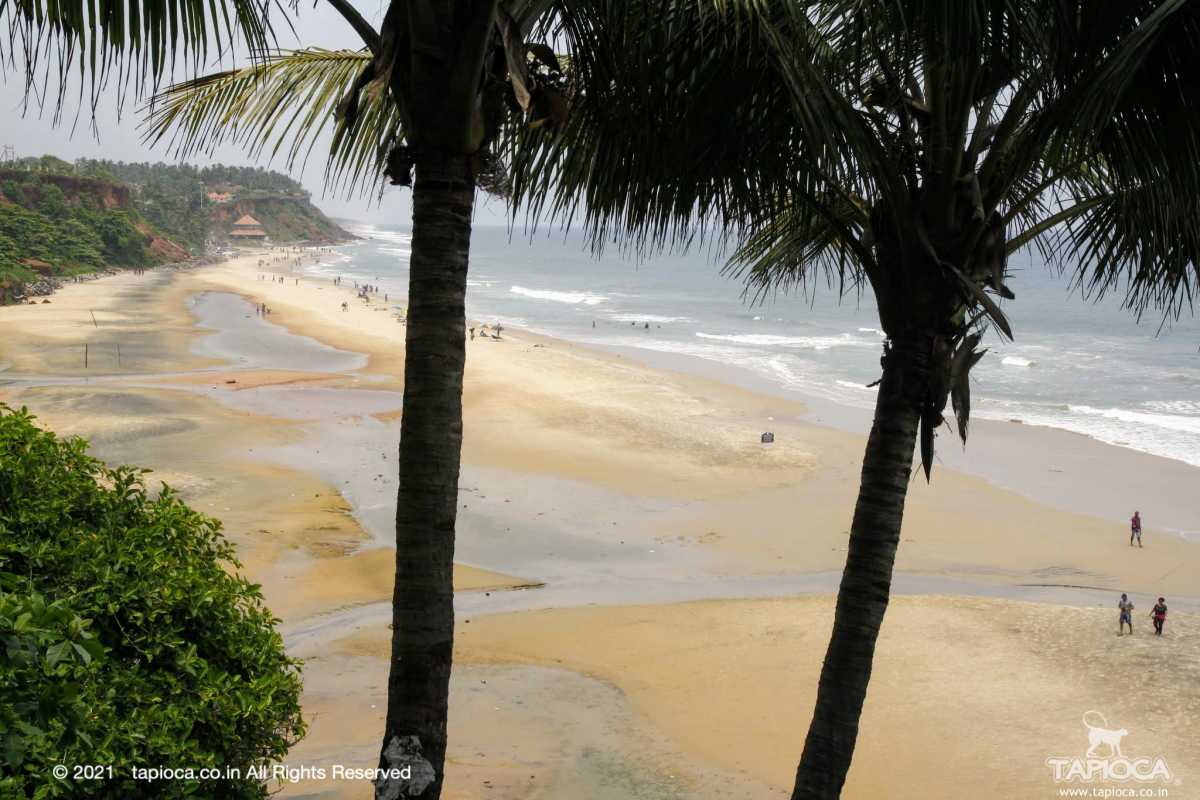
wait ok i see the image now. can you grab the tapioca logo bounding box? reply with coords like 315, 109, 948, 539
1045, 711, 1174, 784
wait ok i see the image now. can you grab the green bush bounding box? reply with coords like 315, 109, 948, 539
0, 406, 305, 798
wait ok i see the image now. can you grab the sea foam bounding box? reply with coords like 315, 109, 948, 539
609, 313, 693, 324
695, 332, 875, 350
510, 286, 608, 305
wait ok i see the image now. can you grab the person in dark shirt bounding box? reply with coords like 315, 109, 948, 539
1150, 598, 1168, 636
1130, 511, 1142, 547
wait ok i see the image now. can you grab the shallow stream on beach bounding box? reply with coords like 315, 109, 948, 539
189, 290, 368, 373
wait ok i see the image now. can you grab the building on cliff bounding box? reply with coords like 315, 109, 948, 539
230, 214, 267, 242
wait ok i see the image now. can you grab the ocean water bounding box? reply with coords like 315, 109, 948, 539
308, 222, 1200, 468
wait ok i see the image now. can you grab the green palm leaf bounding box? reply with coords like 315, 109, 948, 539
1, 0, 283, 115
725, 189, 872, 304
507, 0, 846, 253
142, 48, 399, 197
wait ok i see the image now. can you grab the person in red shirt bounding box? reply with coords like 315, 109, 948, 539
1130, 511, 1142, 548
1150, 598, 1168, 635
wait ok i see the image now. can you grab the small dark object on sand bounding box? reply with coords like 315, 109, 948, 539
761, 432, 775, 444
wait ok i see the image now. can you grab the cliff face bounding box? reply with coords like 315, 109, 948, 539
137, 222, 191, 262
0, 170, 131, 209
208, 197, 351, 244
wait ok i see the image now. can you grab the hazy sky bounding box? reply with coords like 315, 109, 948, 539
1, 2, 511, 226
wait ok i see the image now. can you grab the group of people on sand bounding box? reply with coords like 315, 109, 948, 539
1116, 510, 1170, 637
468, 324, 503, 341
332, 276, 388, 309
1118, 593, 1168, 636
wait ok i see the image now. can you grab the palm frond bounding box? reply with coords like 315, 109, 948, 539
976, 1, 1200, 317
142, 48, 399, 197
0, 0, 285, 118
506, 0, 1199, 321
1038, 170, 1200, 320
724, 189, 872, 304
506, 0, 885, 256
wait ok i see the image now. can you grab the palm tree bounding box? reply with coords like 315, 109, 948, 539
7, 1, 561, 797
508, 1, 1199, 797
140, 6, 567, 797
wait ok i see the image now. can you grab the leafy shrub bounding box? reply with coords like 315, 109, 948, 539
0, 406, 305, 798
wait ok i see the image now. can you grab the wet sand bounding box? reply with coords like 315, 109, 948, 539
2, 253, 1197, 798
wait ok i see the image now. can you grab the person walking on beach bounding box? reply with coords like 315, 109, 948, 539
1150, 598, 1168, 635
1118, 593, 1135, 636
469, 327, 475, 341
1130, 511, 1143, 547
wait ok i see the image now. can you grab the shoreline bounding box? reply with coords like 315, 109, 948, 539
594, 339, 1200, 536
2, 257, 1197, 798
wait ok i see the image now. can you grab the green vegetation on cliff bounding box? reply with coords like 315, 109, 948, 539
1, 158, 191, 301
0, 175, 155, 275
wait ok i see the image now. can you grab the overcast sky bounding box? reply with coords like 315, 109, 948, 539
1, 1, 511, 227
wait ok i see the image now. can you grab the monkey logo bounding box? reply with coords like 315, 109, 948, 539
1045, 710, 1173, 785
1083, 710, 1127, 759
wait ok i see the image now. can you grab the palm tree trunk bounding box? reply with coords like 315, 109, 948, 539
377, 152, 474, 800
791, 332, 933, 800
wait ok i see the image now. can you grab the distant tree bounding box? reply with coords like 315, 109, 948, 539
36, 184, 69, 220
35, 155, 72, 174
1, 181, 23, 205
74, 160, 118, 182
93, 211, 149, 264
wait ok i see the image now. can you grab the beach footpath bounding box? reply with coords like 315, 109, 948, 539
1, 255, 1196, 799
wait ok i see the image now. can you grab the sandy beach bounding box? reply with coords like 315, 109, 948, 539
2, 253, 1197, 799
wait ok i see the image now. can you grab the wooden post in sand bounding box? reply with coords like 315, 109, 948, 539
84, 343, 88, 368
90, 310, 98, 328
116, 344, 121, 367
